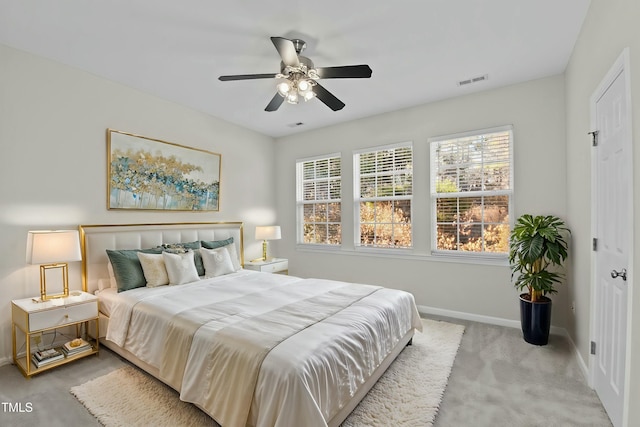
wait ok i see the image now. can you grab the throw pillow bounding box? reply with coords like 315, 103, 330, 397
201, 247, 236, 277
202, 238, 240, 271
137, 252, 169, 287
162, 251, 200, 285
106, 248, 163, 292
159, 241, 204, 276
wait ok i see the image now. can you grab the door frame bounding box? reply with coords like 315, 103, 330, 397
589, 47, 634, 425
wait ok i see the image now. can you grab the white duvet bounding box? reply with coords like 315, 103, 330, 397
102, 270, 422, 427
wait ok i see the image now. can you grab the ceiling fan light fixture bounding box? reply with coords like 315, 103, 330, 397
298, 79, 310, 91
277, 80, 292, 96
277, 75, 315, 103
286, 91, 299, 104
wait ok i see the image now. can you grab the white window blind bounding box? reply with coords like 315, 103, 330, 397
430, 126, 513, 254
354, 142, 413, 248
296, 154, 341, 245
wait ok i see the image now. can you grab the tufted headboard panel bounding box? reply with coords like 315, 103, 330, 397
79, 222, 243, 294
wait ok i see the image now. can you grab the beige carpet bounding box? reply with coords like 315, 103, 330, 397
71, 319, 464, 427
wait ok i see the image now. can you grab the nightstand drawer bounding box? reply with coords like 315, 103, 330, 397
262, 260, 288, 273
29, 302, 98, 332
244, 258, 289, 274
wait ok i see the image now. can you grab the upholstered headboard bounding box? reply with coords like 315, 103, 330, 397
79, 222, 244, 294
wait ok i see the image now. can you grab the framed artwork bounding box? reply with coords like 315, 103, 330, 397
107, 129, 221, 211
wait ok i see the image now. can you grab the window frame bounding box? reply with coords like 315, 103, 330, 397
295, 152, 342, 247
429, 125, 514, 258
353, 141, 414, 250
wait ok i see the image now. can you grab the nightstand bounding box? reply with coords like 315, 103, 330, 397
244, 258, 289, 274
11, 292, 99, 377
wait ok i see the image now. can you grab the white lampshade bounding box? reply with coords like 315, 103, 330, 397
255, 226, 281, 241
26, 230, 82, 264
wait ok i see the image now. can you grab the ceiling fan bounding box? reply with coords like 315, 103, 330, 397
219, 37, 372, 112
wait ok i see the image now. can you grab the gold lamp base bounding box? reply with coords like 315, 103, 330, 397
39, 263, 70, 301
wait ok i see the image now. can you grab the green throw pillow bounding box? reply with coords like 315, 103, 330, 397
106, 248, 163, 292
201, 237, 234, 250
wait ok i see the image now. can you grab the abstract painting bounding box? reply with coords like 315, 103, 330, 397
107, 129, 221, 211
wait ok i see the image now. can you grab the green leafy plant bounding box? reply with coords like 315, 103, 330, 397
509, 214, 570, 302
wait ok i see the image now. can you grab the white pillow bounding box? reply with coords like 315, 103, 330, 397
201, 247, 235, 277
97, 278, 111, 291
222, 243, 241, 271
162, 251, 200, 285
137, 252, 169, 287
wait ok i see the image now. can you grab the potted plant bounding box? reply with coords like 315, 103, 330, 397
509, 214, 570, 345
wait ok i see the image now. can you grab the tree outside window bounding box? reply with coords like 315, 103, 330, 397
355, 143, 413, 248
297, 155, 342, 245
430, 127, 513, 254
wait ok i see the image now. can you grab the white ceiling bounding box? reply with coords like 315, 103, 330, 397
0, 1, 591, 138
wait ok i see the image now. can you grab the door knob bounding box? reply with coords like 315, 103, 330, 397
610, 268, 627, 281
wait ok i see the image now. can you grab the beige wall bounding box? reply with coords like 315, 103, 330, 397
274, 75, 567, 325
564, 0, 640, 424
0, 44, 277, 363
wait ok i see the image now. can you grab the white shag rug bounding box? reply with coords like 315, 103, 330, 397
71, 319, 464, 427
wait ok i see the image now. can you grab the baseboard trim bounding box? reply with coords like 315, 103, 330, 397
553, 327, 590, 381
417, 304, 590, 381
417, 304, 525, 329
0, 355, 12, 367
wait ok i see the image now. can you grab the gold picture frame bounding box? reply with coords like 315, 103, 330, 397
107, 129, 221, 211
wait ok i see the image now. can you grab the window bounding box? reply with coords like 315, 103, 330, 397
296, 154, 342, 245
430, 126, 513, 255
355, 143, 413, 248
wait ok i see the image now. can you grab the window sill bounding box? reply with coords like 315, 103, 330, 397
295, 245, 509, 267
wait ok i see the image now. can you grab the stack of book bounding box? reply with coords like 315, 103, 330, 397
31, 348, 63, 368
61, 338, 92, 357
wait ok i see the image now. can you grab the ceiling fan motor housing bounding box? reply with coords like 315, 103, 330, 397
291, 39, 307, 54
281, 56, 315, 76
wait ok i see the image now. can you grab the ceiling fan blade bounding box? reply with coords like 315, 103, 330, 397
219, 73, 277, 81
271, 37, 300, 68
315, 65, 372, 79
265, 93, 284, 112
312, 83, 345, 111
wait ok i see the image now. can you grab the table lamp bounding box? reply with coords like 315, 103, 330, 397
26, 230, 82, 301
255, 226, 281, 261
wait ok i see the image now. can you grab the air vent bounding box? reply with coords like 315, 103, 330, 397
458, 74, 488, 87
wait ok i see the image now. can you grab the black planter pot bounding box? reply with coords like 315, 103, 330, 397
519, 294, 552, 345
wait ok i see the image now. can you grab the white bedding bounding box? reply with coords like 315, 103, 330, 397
96, 287, 118, 317
100, 270, 422, 427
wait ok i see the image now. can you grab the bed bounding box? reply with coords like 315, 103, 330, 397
79, 222, 422, 427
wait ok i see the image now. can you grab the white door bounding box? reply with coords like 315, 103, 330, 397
591, 50, 632, 427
